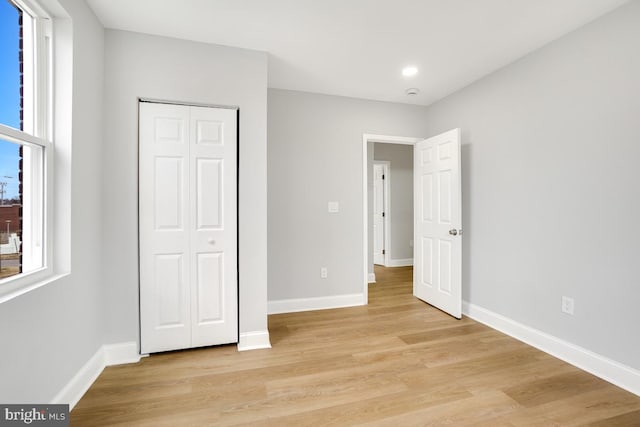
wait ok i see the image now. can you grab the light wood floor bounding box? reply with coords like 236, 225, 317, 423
71, 266, 640, 426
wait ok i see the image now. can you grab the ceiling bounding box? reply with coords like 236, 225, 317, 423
86, 0, 628, 106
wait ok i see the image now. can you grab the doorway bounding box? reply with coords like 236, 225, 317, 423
362, 134, 421, 296
362, 130, 463, 319
372, 161, 389, 266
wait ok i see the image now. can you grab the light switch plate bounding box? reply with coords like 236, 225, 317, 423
328, 201, 339, 213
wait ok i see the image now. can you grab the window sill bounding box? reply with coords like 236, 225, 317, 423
0, 270, 70, 304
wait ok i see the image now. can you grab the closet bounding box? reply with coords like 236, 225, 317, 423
138, 101, 238, 353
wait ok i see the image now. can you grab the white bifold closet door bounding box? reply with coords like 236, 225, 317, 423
139, 102, 238, 354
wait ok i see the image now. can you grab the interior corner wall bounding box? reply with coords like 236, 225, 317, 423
423, 1, 640, 370
0, 0, 105, 403
102, 30, 269, 344
373, 143, 414, 263
267, 88, 426, 303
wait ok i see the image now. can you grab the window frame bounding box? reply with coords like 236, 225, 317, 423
0, 0, 54, 303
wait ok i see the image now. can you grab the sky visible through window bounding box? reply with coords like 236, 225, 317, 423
0, 0, 21, 201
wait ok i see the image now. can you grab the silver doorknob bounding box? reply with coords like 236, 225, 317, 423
449, 229, 458, 236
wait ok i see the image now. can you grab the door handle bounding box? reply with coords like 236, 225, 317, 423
449, 229, 461, 236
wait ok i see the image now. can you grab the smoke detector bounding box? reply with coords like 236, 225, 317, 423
405, 88, 420, 96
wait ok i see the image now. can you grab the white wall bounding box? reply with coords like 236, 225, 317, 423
0, 0, 105, 402
373, 143, 414, 263
102, 31, 269, 344
267, 89, 426, 305
423, 1, 640, 370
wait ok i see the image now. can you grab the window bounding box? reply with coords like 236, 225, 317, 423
0, 0, 51, 294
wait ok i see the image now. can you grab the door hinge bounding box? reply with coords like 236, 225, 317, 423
382, 174, 385, 180
382, 212, 385, 217
382, 249, 385, 255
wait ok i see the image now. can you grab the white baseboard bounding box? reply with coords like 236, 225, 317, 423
387, 258, 413, 267
52, 342, 141, 410
237, 330, 271, 351
51, 346, 105, 410
268, 293, 365, 315
463, 301, 640, 397
368, 273, 376, 283
104, 342, 142, 365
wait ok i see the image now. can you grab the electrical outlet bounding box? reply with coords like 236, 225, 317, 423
320, 267, 328, 279
561, 296, 574, 315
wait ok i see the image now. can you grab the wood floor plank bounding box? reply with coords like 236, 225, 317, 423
503, 370, 610, 408
504, 387, 640, 426
355, 390, 521, 427
587, 409, 640, 426
243, 386, 472, 427
70, 265, 640, 426
399, 322, 490, 345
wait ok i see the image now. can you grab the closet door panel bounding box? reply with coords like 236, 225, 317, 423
189, 106, 238, 347
140, 103, 191, 354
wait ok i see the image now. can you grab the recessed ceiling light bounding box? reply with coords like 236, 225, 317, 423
405, 88, 420, 96
402, 66, 418, 77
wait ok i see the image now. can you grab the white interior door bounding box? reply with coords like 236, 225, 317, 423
413, 129, 462, 318
139, 102, 238, 353
373, 163, 386, 266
